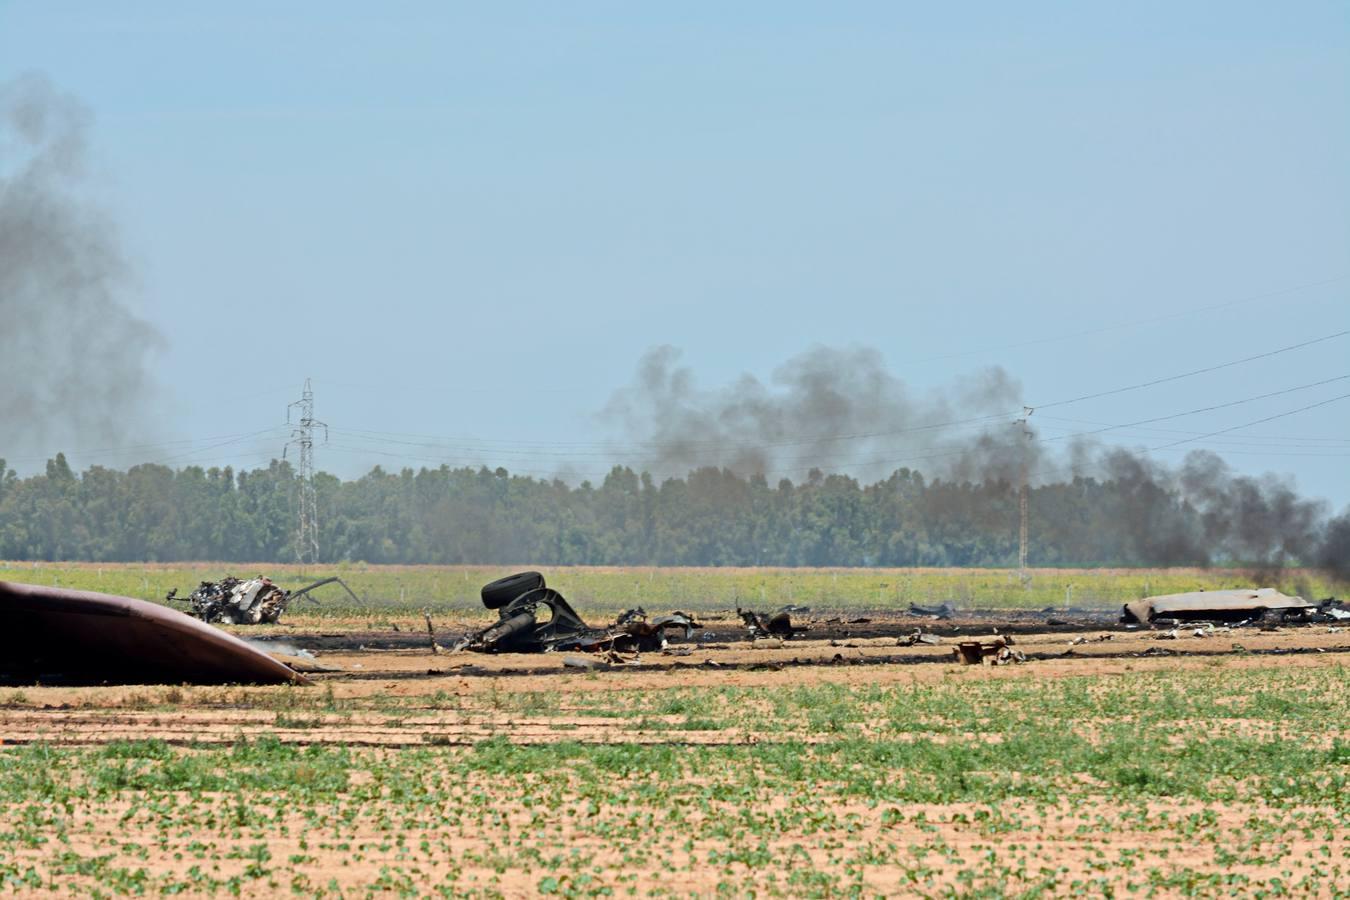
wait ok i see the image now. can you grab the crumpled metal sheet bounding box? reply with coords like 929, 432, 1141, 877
0, 581, 308, 685
1121, 588, 1318, 624
909, 602, 956, 620
737, 607, 809, 639
456, 574, 702, 654
172, 576, 290, 624
169, 575, 359, 625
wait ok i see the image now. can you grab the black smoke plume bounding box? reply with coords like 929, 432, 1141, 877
0, 74, 162, 462
604, 345, 1341, 571
601, 345, 1034, 484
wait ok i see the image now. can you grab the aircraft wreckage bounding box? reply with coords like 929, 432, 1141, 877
0, 581, 307, 685
167, 575, 361, 625
455, 571, 701, 653
1121, 588, 1346, 625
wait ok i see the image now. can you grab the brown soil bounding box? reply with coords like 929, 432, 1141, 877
3, 614, 1347, 897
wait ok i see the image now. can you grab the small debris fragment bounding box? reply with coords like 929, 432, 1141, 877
424, 610, 440, 655
738, 606, 808, 639
953, 638, 1024, 666
909, 602, 955, 620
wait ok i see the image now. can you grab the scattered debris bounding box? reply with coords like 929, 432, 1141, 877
423, 610, 440, 655
909, 602, 956, 620
168, 575, 362, 625
455, 572, 701, 654
737, 606, 809, 639
1121, 588, 1326, 625
897, 629, 941, 647
0, 581, 307, 685
612, 607, 701, 650
953, 638, 1024, 666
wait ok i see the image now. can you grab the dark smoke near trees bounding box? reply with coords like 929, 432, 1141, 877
601, 345, 1037, 484
0, 73, 162, 459
602, 346, 1342, 570
0, 76, 1341, 575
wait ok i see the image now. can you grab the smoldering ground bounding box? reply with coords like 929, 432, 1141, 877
602, 345, 1340, 569
0, 74, 162, 462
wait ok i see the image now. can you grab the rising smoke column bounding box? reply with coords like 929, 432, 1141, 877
600, 344, 1034, 483
603, 345, 1341, 569
0, 74, 162, 461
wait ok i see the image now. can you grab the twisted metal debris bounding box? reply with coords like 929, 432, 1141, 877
167, 575, 361, 625
455, 571, 700, 654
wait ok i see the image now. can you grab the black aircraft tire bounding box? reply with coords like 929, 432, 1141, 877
481, 571, 546, 609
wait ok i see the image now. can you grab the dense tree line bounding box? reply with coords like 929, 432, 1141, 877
0, 453, 1329, 567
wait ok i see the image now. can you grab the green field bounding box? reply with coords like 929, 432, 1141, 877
2, 561, 1344, 620
2, 663, 1348, 896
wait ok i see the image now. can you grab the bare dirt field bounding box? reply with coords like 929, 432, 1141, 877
2, 610, 1348, 897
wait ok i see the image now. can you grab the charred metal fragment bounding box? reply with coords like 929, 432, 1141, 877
953, 637, 1024, 666
897, 629, 941, 647
0, 581, 307, 685
455, 573, 701, 654
909, 602, 956, 620
168, 575, 361, 625
613, 607, 701, 650
737, 606, 809, 639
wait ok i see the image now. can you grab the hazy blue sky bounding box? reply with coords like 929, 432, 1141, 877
2, 2, 1347, 504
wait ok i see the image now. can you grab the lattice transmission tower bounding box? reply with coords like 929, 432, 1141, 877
285, 378, 327, 566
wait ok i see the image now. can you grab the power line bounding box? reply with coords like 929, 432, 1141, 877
2, 427, 288, 464
1032, 414, 1350, 444
1023, 393, 1350, 484
320, 374, 1348, 478
324, 329, 1350, 459
908, 275, 1347, 364
1148, 392, 1350, 452
335, 412, 1015, 453
1037, 374, 1350, 444
1034, 329, 1350, 410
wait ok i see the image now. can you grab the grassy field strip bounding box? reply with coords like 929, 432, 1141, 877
2, 663, 1347, 896
4, 561, 1345, 617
